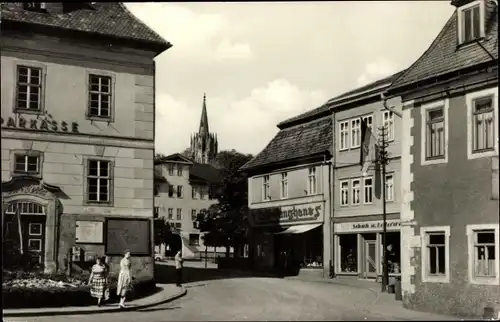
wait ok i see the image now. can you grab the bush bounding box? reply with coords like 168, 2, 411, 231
2, 271, 157, 309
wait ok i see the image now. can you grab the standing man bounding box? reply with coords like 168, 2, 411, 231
174, 250, 183, 287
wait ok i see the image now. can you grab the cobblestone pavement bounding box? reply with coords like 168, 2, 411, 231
4, 277, 454, 321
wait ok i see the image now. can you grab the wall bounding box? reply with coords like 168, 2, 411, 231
404, 86, 500, 318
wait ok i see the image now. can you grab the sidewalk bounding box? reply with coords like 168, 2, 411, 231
3, 283, 187, 318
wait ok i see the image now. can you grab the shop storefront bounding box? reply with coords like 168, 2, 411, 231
334, 219, 401, 280
249, 202, 326, 277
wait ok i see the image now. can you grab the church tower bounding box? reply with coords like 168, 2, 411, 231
190, 94, 218, 164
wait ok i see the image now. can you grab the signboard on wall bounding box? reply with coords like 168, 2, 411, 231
334, 219, 400, 233
105, 218, 151, 256
250, 202, 324, 227
75, 220, 104, 244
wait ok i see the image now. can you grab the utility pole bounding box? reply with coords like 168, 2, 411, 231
378, 124, 390, 292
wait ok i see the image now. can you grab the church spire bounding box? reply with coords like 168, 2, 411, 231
199, 93, 209, 136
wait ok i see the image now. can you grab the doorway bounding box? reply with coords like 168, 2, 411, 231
362, 233, 377, 278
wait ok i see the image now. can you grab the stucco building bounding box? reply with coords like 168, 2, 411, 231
154, 153, 221, 258
386, 0, 498, 318
1, 2, 171, 280
327, 72, 404, 280
241, 103, 333, 279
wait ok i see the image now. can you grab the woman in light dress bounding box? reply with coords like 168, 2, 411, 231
88, 256, 108, 307
116, 250, 133, 308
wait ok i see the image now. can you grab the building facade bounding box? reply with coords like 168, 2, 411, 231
154, 153, 222, 258
327, 73, 404, 280
387, 0, 499, 318
241, 106, 333, 279
190, 94, 218, 164
1, 2, 171, 280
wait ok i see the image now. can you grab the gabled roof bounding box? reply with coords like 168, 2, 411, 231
155, 153, 194, 165
0, 2, 171, 52
240, 116, 332, 171
277, 104, 330, 129
389, 1, 498, 92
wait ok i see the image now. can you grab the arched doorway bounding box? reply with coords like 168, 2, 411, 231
4, 201, 47, 269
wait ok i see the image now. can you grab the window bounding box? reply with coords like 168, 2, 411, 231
176, 208, 182, 221
175, 222, 182, 229
23, 2, 46, 10
191, 209, 197, 221
189, 234, 200, 246
177, 185, 183, 198
154, 207, 159, 219
192, 186, 198, 199
280, 172, 288, 198
421, 226, 450, 283
458, 1, 483, 44
351, 119, 361, 148
421, 100, 449, 165
16, 66, 42, 111
87, 160, 111, 203
339, 121, 349, 150
14, 154, 39, 175
363, 115, 373, 130
363, 177, 373, 204
262, 175, 270, 200
385, 174, 394, 202
177, 164, 182, 176
168, 164, 174, 176
467, 224, 499, 285
308, 167, 317, 195
167, 208, 173, 219
471, 96, 494, 152
88, 74, 112, 118
168, 185, 174, 198
338, 234, 358, 273
351, 179, 360, 205
383, 111, 394, 141
340, 180, 349, 206
200, 187, 207, 200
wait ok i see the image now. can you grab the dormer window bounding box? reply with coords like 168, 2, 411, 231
458, 0, 485, 44
23, 2, 46, 11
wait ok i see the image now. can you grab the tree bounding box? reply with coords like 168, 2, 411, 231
196, 150, 253, 258
154, 217, 173, 248
155, 152, 167, 161
180, 147, 192, 159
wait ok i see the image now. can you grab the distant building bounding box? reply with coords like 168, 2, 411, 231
241, 103, 333, 278
327, 72, 404, 280
386, 0, 498, 318
1, 2, 171, 279
190, 94, 218, 164
154, 153, 229, 259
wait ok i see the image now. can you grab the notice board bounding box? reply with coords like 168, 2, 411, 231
105, 218, 151, 256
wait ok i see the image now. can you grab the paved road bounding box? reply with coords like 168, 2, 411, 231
6, 277, 404, 321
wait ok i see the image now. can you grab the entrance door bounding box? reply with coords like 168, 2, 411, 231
23, 216, 46, 268
365, 240, 377, 278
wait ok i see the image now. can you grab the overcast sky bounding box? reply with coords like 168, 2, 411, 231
126, 2, 455, 157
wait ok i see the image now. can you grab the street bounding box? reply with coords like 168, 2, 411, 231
6, 276, 412, 321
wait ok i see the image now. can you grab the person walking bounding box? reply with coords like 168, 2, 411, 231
174, 250, 183, 287
117, 250, 133, 309
88, 256, 108, 307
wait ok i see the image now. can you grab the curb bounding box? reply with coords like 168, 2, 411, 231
3, 287, 187, 318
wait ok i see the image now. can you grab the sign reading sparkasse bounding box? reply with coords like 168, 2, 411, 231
251, 203, 324, 225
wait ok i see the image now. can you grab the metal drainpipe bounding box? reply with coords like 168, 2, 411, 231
329, 111, 336, 278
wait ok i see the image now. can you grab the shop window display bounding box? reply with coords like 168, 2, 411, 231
339, 234, 358, 273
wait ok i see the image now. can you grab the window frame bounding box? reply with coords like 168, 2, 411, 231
167, 208, 173, 220
11, 150, 43, 177
176, 208, 182, 221
385, 173, 394, 202
177, 164, 183, 176
262, 175, 270, 201
83, 157, 114, 206
307, 167, 317, 195
191, 209, 197, 222
168, 184, 175, 198
13, 62, 47, 115
192, 186, 198, 199
340, 179, 350, 207
168, 164, 175, 176
86, 70, 115, 122
363, 176, 373, 204
339, 121, 350, 151
382, 110, 395, 142
350, 118, 362, 149
466, 87, 499, 160
466, 224, 500, 286
154, 207, 160, 218
420, 99, 449, 166
177, 185, 183, 199
280, 172, 288, 199
457, 0, 485, 45
420, 226, 451, 284
351, 178, 361, 205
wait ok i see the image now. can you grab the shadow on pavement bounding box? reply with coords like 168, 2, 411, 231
138, 306, 182, 313
155, 263, 280, 284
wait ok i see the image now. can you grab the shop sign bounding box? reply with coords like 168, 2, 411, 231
1, 116, 79, 133
335, 219, 400, 233
251, 203, 323, 226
